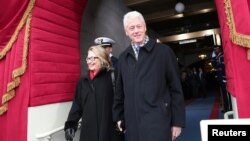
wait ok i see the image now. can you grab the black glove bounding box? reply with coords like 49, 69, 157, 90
65, 128, 75, 141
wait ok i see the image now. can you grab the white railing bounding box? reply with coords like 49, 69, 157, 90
36, 126, 64, 141
224, 93, 238, 119
224, 111, 234, 119
36, 121, 81, 141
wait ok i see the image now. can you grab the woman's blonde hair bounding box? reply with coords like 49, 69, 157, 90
88, 45, 112, 70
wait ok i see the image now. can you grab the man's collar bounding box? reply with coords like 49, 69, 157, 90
131, 35, 149, 47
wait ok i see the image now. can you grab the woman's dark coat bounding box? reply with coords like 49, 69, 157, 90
65, 69, 122, 141
113, 38, 185, 141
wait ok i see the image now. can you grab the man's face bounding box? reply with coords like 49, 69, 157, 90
125, 17, 147, 44
104, 46, 112, 55
214, 48, 220, 55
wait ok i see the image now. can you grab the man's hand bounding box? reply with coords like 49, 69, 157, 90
65, 128, 75, 141
171, 126, 182, 141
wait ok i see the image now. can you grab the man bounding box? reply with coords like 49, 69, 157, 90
211, 46, 232, 112
94, 37, 118, 69
190, 67, 199, 98
112, 11, 185, 141
198, 67, 207, 98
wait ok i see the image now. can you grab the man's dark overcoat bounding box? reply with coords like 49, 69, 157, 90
113, 38, 185, 141
65, 70, 122, 141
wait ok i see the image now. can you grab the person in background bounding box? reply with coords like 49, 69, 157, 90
64, 45, 122, 141
181, 71, 192, 100
190, 67, 199, 98
198, 67, 207, 98
211, 46, 232, 113
112, 11, 185, 141
94, 37, 118, 70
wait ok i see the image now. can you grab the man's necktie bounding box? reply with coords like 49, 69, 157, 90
135, 46, 140, 60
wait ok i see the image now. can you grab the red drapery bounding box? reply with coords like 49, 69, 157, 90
0, 0, 87, 141
215, 0, 250, 118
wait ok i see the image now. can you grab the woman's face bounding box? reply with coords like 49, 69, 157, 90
86, 51, 101, 71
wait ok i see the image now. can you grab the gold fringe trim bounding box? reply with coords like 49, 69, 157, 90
0, 103, 8, 115
2, 90, 15, 104
11, 13, 31, 80
0, 0, 35, 116
7, 77, 20, 92
224, 0, 250, 60
0, 0, 35, 60
248, 50, 250, 60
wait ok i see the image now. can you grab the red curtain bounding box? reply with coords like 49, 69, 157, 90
215, 0, 250, 118
0, 1, 30, 140
0, 0, 29, 48
0, 0, 87, 141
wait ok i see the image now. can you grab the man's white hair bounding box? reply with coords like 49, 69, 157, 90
123, 11, 146, 28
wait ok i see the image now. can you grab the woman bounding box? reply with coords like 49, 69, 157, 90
64, 45, 121, 141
